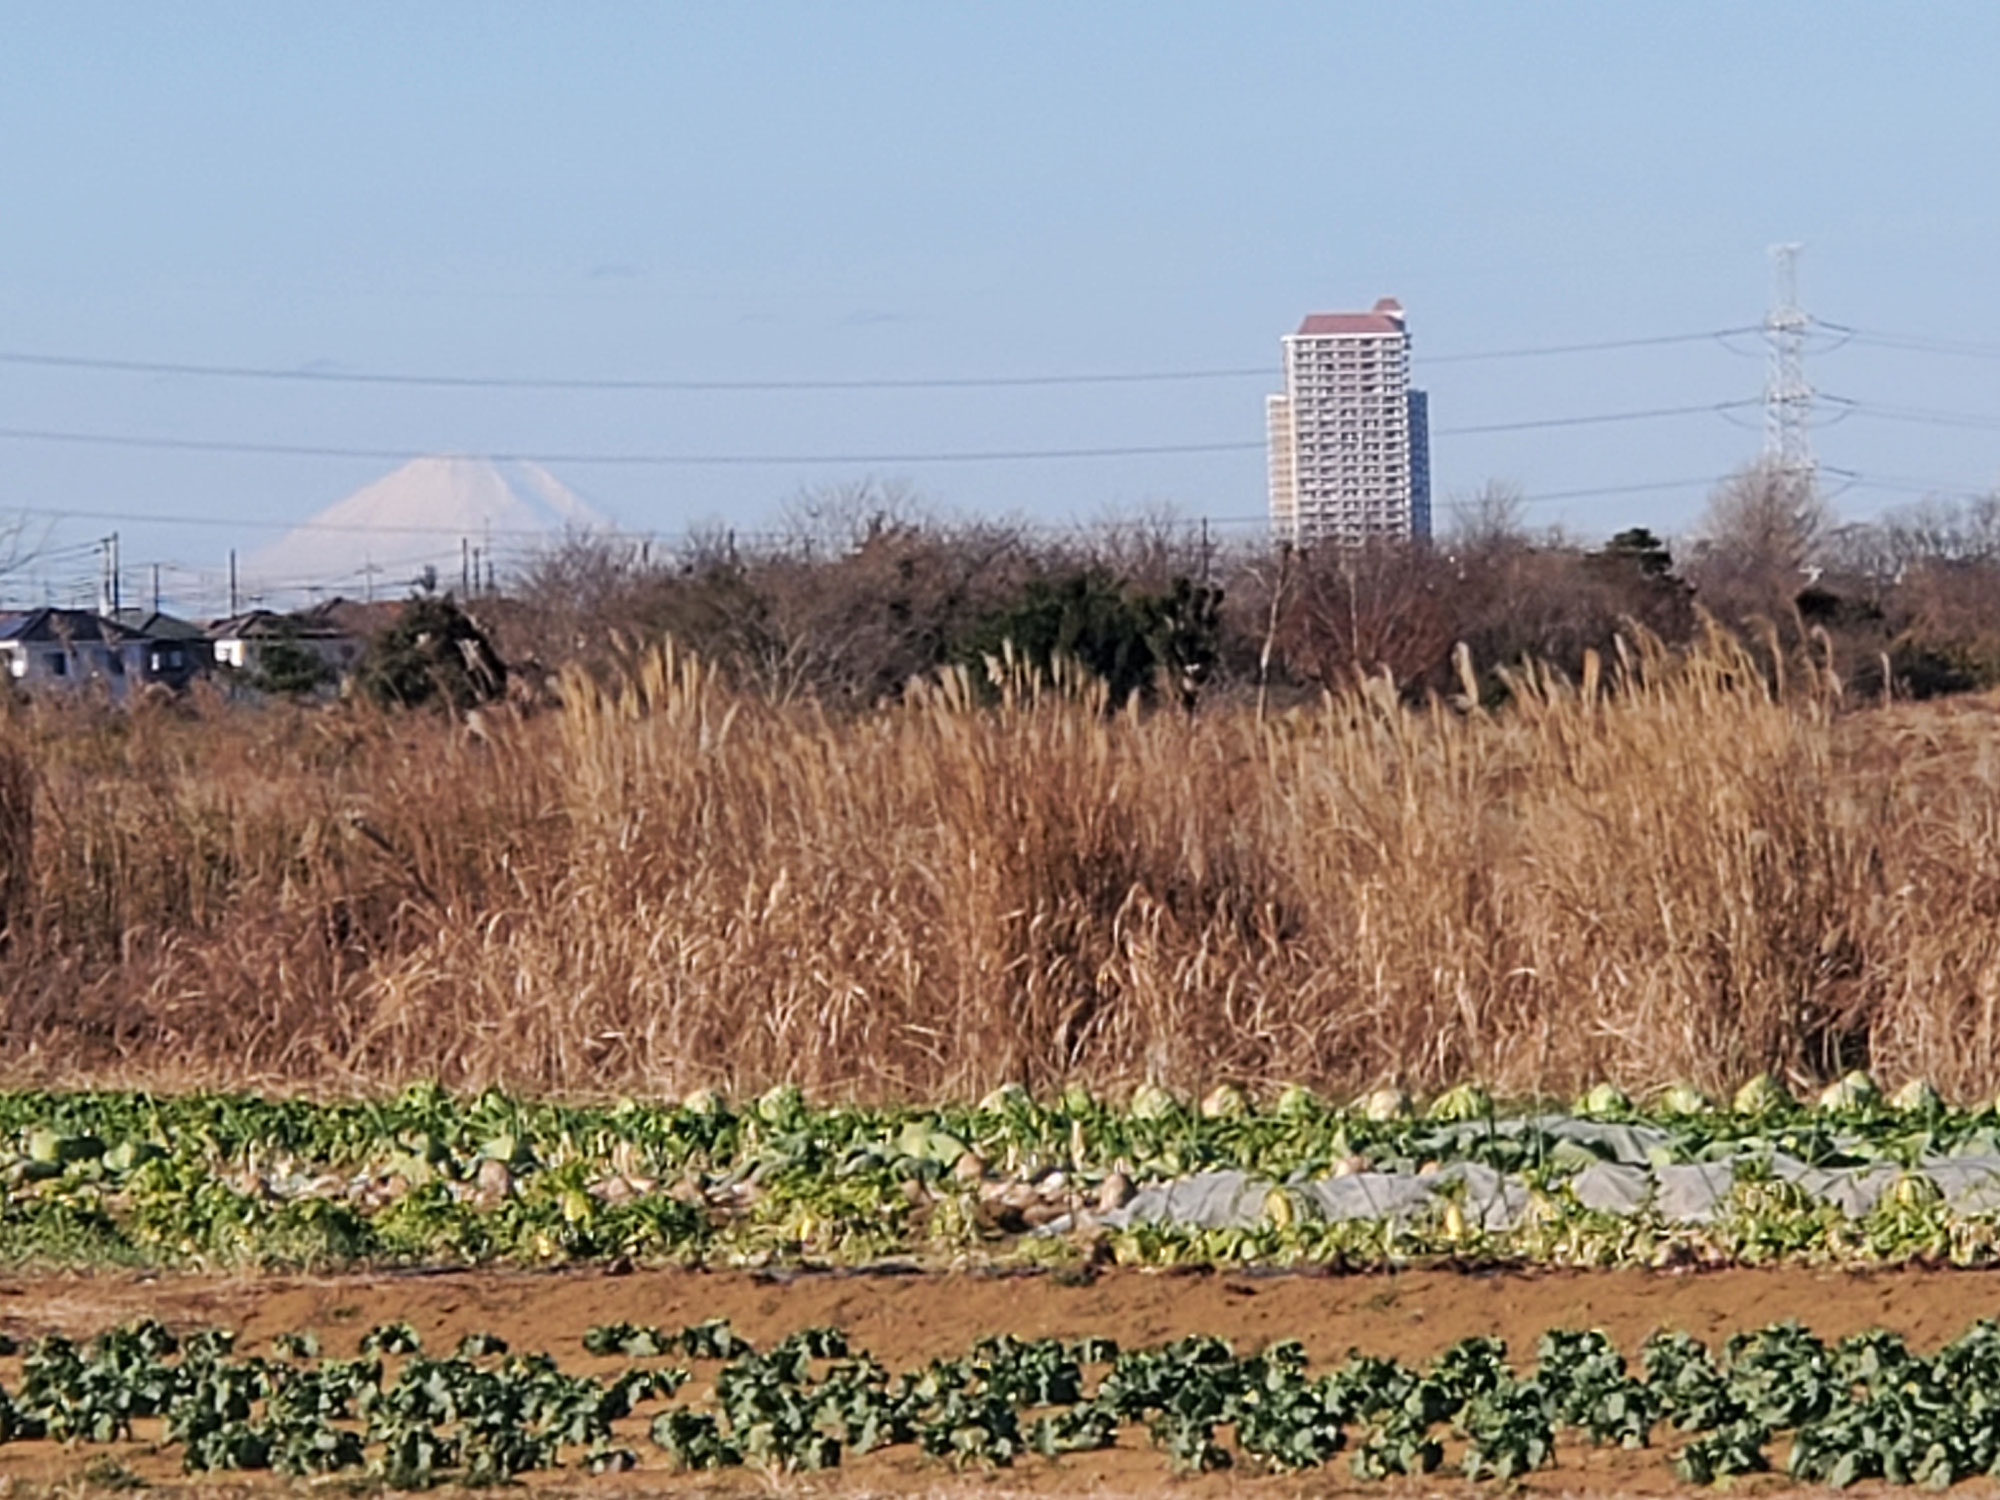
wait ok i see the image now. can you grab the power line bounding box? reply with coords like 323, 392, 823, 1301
0, 427, 1263, 466
1814, 320, 2000, 361
0, 476, 1734, 559
1042, 477, 1723, 527
1819, 467, 1996, 501
0, 399, 1758, 470
1821, 395, 2000, 433
1480, 475, 1725, 506
16, 538, 104, 564
0, 501, 584, 540
1435, 400, 1757, 436
1418, 327, 1760, 364
0, 326, 1757, 392
0, 471, 1732, 614
0, 349, 1269, 392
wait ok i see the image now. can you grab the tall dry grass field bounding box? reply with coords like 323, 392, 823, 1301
5, 633, 2000, 1102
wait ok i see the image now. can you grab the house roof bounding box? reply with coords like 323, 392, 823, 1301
207, 608, 355, 642
109, 608, 207, 641
303, 597, 404, 636
0, 608, 143, 646
207, 597, 403, 643
1295, 297, 1407, 337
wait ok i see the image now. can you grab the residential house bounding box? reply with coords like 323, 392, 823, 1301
308, 596, 405, 645
108, 608, 210, 691
208, 598, 384, 688
0, 609, 149, 696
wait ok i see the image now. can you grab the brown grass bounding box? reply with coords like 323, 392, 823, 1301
4, 630, 2000, 1103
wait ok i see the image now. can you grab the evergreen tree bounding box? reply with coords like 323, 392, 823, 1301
355, 594, 507, 710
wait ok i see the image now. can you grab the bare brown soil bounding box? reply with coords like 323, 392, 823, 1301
0, 1264, 1994, 1496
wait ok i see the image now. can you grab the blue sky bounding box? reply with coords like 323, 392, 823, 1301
3, 3, 1998, 606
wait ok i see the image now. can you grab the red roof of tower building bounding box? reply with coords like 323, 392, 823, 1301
1294, 297, 1407, 337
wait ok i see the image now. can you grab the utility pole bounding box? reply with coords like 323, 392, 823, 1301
228, 549, 239, 616
151, 563, 161, 615
1764, 243, 1815, 503
97, 534, 121, 616
461, 538, 471, 596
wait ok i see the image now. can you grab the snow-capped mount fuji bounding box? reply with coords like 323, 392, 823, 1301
245, 456, 610, 603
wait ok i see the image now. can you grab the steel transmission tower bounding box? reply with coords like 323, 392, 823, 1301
1763, 244, 1814, 497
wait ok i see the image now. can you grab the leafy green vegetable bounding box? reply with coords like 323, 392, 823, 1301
3, 1081, 2000, 1276
9, 1312, 2000, 1488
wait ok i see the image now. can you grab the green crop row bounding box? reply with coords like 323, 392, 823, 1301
0, 1070, 1983, 1160
1, 1073, 1984, 1186
6, 1163, 1996, 1275
6, 1313, 2000, 1488
1103, 1182, 2000, 1272
1, 1074, 1998, 1272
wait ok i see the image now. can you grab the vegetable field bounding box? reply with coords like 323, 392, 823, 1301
8, 1294, 2000, 1491
8, 1076, 2000, 1272
13, 1079, 2000, 1492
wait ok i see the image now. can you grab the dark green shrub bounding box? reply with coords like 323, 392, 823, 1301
355, 595, 507, 711
957, 569, 1221, 709
250, 631, 331, 696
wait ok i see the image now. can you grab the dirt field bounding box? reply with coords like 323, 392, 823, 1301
1, 1263, 1995, 1496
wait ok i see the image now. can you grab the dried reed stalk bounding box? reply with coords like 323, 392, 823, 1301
2, 632, 1998, 1103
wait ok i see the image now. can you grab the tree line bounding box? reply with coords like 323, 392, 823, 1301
456, 466, 2000, 712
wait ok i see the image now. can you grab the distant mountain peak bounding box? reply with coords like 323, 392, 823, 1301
245, 456, 610, 603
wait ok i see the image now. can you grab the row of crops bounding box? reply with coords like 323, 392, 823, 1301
9, 1074, 2000, 1269
11, 1313, 2000, 1487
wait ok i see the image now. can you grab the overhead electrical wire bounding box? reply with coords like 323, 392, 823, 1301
1813, 320, 2000, 361
1818, 467, 1996, 501
11, 472, 1738, 613
0, 350, 1271, 392
0, 501, 607, 540
1462, 474, 1723, 505
0, 316, 1852, 608
0, 400, 1759, 470
1418, 328, 1760, 364
1820, 395, 2000, 433
1436, 400, 1757, 436
0, 326, 1758, 393
0, 426, 1263, 465
0, 474, 1733, 550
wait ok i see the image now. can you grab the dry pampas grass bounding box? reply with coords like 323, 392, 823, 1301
2, 629, 1998, 1104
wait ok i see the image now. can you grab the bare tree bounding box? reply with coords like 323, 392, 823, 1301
1446, 480, 1530, 555
776, 477, 927, 560
1276, 539, 1458, 690
1817, 520, 1900, 588
1877, 492, 2000, 568
1701, 461, 1829, 571
1071, 501, 1211, 594
1685, 460, 1832, 620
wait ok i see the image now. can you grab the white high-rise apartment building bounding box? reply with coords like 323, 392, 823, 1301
1267, 297, 1432, 545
